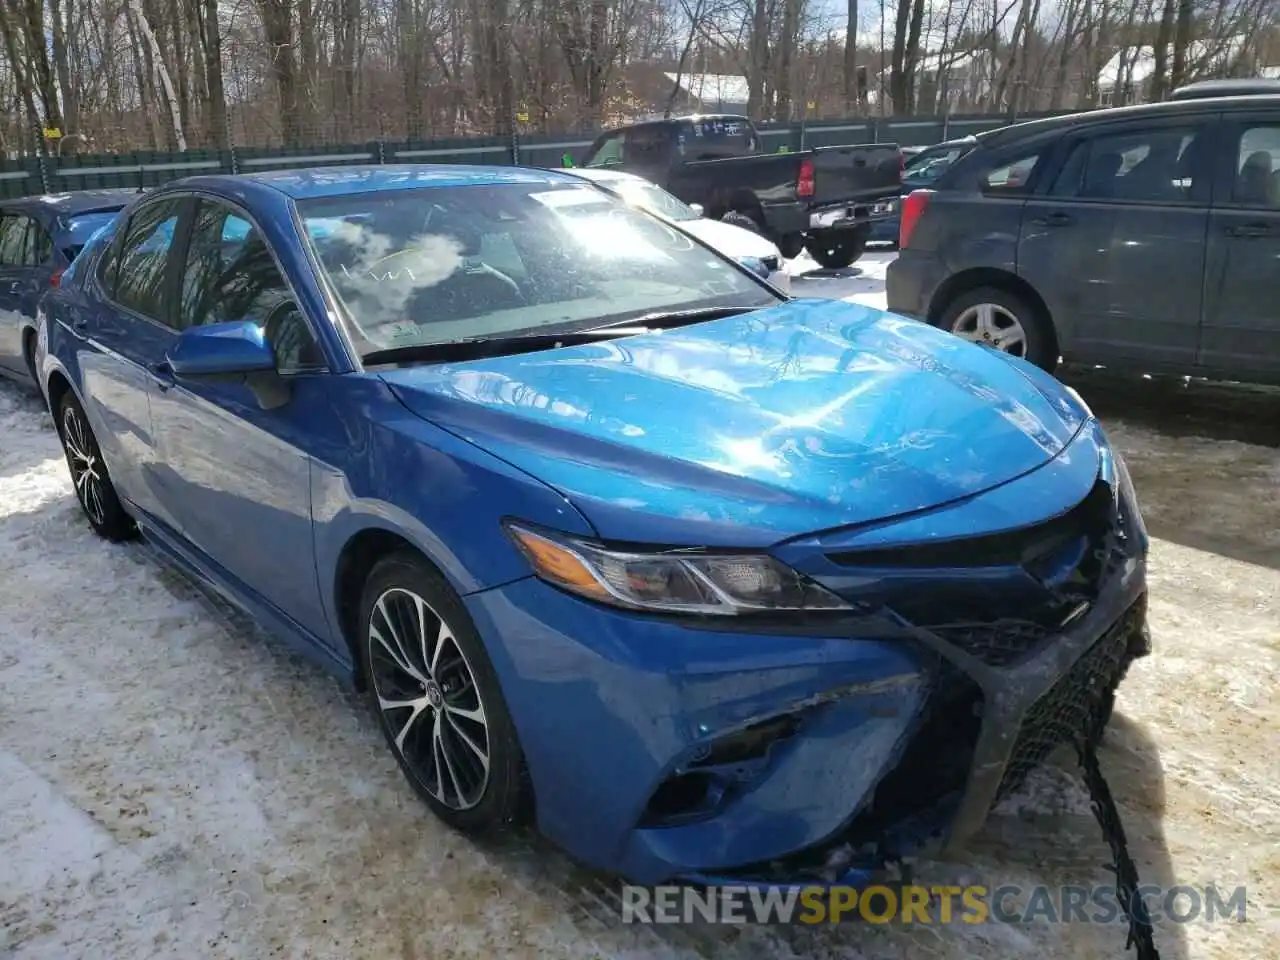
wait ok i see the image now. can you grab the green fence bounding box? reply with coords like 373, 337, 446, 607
0, 110, 1070, 200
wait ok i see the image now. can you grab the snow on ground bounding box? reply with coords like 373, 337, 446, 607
2, 255, 1277, 959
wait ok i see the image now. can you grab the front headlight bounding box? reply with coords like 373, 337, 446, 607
505, 522, 852, 615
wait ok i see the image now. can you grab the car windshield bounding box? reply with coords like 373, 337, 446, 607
604, 180, 700, 222
296, 182, 777, 355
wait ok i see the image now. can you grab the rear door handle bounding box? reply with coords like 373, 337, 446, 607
151, 360, 175, 390
1227, 222, 1271, 238
1030, 212, 1073, 227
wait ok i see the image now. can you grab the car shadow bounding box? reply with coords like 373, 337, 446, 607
1061, 368, 1280, 572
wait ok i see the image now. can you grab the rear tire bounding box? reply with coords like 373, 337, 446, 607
776, 234, 805, 259
805, 227, 869, 269
56, 391, 136, 542
359, 551, 531, 834
720, 210, 761, 233
936, 286, 1057, 371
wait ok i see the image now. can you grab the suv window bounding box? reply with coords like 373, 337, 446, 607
179, 200, 322, 372
0, 213, 50, 266
1233, 125, 1280, 207
112, 199, 184, 320
1050, 126, 1203, 203
982, 152, 1042, 194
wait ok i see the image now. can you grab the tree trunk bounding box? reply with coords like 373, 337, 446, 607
843, 0, 858, 113
197, 0, 228, 147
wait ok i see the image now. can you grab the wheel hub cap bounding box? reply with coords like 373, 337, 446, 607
951, 302, 1028, 357
367, 588, 491, 810
62, 407, 106, 525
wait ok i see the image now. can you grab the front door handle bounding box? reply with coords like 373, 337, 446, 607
1030, 212, 1073, 227
1227, 222, 1271, 238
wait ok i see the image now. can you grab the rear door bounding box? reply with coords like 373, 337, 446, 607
1018, 115, 1214, 367
77, 195, 191, 530
1200, 114, 1280, 379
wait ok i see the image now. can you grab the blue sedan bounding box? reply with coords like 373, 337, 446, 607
37, 165, 1150, 887
0, 189, 132, 387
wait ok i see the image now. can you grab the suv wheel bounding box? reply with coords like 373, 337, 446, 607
937, 287, 1057, 370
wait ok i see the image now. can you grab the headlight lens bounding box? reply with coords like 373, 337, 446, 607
505, 522, 852, 615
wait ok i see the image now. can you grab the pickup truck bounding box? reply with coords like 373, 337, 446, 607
576, 114, 903, 268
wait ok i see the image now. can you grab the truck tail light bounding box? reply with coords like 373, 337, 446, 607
796, 158, 815, 199
50, 268, 64, 288
899, 189, 933, 249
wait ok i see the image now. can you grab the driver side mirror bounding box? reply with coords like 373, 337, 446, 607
689, 202, 705, 217
165, 320, 293, 410
167, 320, 276, 378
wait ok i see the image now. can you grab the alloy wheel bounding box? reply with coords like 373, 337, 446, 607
62, 404, 107, 526
367, 587, 491, 810
950, 302, 1028, 356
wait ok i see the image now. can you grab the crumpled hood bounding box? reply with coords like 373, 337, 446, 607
381, 299, 1087, 546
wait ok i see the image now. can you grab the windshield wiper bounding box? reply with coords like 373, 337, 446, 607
362, 329, 649, 367
361, 306, 763, 368
596, 304, 762, 332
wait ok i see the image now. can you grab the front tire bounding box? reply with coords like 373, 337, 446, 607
57, 392, 136, 541
936, 286, 1057, 371
804, 227, 869, 269
359, 552, 530, 833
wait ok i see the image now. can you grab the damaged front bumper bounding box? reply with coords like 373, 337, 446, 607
465, 427, 1149, 889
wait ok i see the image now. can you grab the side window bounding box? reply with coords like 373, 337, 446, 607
0, 214, 28, 265
1233, 125, 1280, 207
588, 132, 625, 166
982, 152, 1042, 194
29, 222, 53, 264
1050, 126, 1203, 203
113, 200, 184, 321
179, 201, 323, 372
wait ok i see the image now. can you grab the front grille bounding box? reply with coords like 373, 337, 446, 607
993, 599, 1144, 805
828, 477, 1124, 667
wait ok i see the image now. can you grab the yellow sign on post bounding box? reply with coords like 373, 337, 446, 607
806, 101, 816, 111
516, 111, 530, 123
43, 127, 62, 139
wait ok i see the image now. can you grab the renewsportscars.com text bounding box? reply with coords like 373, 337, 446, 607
620, 883, 1248, 926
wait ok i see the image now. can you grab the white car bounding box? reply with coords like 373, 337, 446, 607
563, 168, 791, 294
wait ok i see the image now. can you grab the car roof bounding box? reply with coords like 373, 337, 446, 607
2, 189, 136, 217
973, 93, 1280, 150
173, 164, 583, 202
1171, 78, 1280, 100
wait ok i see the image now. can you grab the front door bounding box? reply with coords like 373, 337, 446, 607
1201, 116, 1280, 379
148, 198, 330, 639
1019, 117, 1214, 367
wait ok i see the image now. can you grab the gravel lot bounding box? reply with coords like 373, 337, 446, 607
2, 252, 1276, 960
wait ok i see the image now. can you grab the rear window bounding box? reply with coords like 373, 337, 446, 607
62, 210, 122, 256
678, 118, 759, 159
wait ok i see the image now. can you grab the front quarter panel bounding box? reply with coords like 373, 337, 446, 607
309, 377, 596, 651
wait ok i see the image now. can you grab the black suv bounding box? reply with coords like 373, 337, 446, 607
886, 81, 1280, 384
